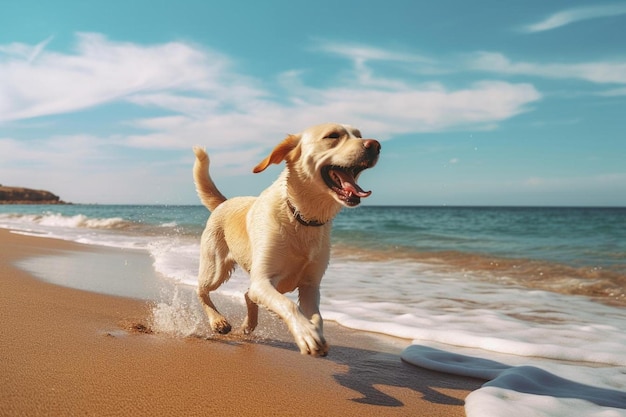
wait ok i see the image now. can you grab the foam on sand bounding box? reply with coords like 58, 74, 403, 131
402, 345, 626, 417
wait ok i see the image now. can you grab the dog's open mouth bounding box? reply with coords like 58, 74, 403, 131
321, 165, 372, 207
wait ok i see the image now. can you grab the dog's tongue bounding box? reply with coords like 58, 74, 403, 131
331, 168, 372, 198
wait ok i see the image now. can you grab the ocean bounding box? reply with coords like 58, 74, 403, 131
1, 204, 625, 416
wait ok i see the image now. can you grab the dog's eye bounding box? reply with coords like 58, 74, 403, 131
325, 132, 341, 139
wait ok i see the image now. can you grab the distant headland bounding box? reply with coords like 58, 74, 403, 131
0, 185, 68, 204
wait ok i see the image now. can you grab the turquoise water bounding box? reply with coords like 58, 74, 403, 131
334, 206, 626, 269
1, 204, 624, 303
3, 204, 625, 268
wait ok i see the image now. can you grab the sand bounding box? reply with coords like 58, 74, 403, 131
0, 228, 482, 416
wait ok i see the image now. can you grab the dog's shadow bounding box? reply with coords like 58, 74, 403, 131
328, 344, 482, 407
220, 334, 484, 408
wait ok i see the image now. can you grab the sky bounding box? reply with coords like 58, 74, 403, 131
1, 0, 625, 206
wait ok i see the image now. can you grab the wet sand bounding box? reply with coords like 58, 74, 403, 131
0, 228, 482, 416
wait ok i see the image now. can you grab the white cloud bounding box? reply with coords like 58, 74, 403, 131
522, 4, 626, 33
0, 36, 54, 63
115, 39, 541, 151
0, 33, 236, 123
289, 80, 540, 134
312, 39, 443, 86
0, 34, 542, 141
312, 39, 434, 64
467, 52, 626, 84
120, 79, 540, 152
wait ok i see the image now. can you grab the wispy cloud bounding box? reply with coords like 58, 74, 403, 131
123, 79, 540, 152
0, 33, 239, 123
312, 39, 434, 64
0, 33, 541, 145
522, 3, 626, 33
312, 39, 443, 86
0, 35, 55, 64
467, 52, 626, 84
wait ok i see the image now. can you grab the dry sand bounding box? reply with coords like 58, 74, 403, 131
0, 228, 482, 416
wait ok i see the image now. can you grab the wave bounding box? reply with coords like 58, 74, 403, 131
0, 211, 195, 239
0, 212, 133, 230
332, 243, 626, 307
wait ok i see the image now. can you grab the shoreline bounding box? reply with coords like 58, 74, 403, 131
0, 228, 482, 416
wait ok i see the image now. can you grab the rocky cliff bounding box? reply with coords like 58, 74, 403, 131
0, 185, 66, 204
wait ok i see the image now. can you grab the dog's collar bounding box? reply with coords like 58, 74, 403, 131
286, 199, 326, 227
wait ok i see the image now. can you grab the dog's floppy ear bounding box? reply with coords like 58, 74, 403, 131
253, 134, 300, 173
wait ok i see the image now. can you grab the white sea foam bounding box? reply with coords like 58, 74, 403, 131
402, 345, 626, 417
39, 213, 128, 229
0, 212, 128, 230
0, 212, 145, 250
148, 239, 200, 286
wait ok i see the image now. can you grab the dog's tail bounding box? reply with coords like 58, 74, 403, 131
193, 147, 227, 212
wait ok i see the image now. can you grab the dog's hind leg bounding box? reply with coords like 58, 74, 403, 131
197, 238, 235, 335
242, 291, 259, 335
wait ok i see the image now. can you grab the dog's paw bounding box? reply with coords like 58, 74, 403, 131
241, 311, 258, 335
293, 320, 329, 357
241, 322, 256, 335
211, 319, 232, 335
299, 336, 329, 357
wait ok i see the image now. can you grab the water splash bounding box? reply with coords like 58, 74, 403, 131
150, 286, 210, 338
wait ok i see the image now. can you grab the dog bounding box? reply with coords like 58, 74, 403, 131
193, 123, 380, 356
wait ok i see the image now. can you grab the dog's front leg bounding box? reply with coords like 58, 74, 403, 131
298, 284, 326, 351
248, 279, 327, 357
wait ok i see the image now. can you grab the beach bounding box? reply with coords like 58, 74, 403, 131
0, 228, 482, 416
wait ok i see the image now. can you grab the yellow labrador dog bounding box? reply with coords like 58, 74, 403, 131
193, 123, 380, 356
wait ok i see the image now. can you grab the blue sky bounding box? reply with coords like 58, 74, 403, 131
1, 0, 625, 206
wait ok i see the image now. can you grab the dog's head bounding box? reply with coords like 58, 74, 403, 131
253, 123, 380, 207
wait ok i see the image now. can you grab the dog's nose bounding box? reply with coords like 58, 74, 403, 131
363, 139, 381, 155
